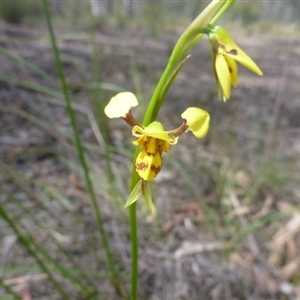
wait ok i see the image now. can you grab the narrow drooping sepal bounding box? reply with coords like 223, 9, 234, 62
142, 180, 154, 214
124, 180, 154, 214
124, 180, 142, 209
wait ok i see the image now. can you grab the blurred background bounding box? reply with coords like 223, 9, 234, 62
0, 0, 300, 299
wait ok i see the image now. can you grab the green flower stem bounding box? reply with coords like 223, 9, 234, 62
143, 0, 235, 125
129, 203, 138, 300
128, 18, 189, 300
128, 1, 235, 298
211, 0, 235, 25
182, 0, 235, 55
41, 0, 124, 297
143, 61, 175, 125
128, 153, 140, 300
127, 58, 176, 300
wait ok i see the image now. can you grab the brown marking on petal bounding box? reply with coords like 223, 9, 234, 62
147, 151, 155, 156
157, 143, 162, 154
151, 164, 161, 175
218, 41, 225, 48
140, 141, 148, 151
141, 179, 146, 193
136, 162, 148, 171
227, 49, 237, 55
143, 138, 157, 156
228, 67, 232, 73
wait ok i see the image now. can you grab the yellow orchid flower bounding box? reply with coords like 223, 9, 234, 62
132, 122, 177, 181
104, 92, 210, 212
209, 26, 263, 101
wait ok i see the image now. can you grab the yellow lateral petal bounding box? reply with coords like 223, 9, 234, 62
225, 46, 263, 76
210, 50, 223, 100
181, 107, 210, 139
224, 55, 238, 87
213, 26, 263, 76
132, 135, 145, 146
160, 139, 171, 153
215, 54, 231, 100
146, 136, 157, 156
104, 92, 138, 119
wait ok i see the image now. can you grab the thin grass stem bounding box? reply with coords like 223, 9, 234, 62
1, 181, 99, 297
41, 0, 124, 297
0, 46, 55, 83
0, 277, 22, 300
0, 198, 69, 300
87, 3, 123, 208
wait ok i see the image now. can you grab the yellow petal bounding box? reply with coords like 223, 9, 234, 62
132, 122, 178, 145
132, 135, 145, 146
135, 137, 162, 181
215, 27, 263, 76
160, 139, 171, 153
181, 107, 210, 139
211, 50, 222, 100
145, 136, 157, 156
104, 92, 138, 119
224, 45, 263, 76
215, 54, 231, 100
225, 55, 238, 87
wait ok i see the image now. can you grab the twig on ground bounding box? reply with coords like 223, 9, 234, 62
230, 191, 295, 299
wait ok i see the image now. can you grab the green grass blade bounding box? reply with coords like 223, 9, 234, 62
0, 198, 69, 300
0, 277, 22, 300
0, 74, 62, 98
0, 46, 55, 83
1, 180, 99, 297
87, 4, 123, 207
41, 0, 124, 297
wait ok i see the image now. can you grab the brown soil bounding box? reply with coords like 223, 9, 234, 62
1, 20, 300, 300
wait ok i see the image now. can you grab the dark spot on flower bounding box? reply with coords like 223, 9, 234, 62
151, 165, 161, 175
218, 41, 225, 48
136, 162, 148, 171
227, 49, 237, 55
140, 141, 147, 151
229, 67, 232, 73
158, 144, 162, 153
147, 151, 155, 156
